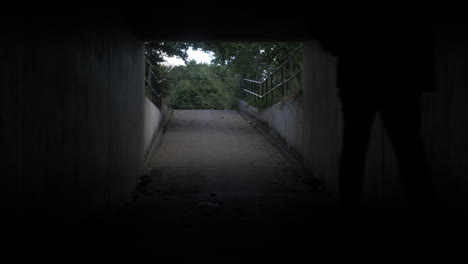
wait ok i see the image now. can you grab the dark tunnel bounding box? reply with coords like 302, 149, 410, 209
2, 1, 468, 263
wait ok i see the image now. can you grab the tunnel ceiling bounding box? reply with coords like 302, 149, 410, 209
8, 2, 449, 42
7, 4, 317, 42
127, 5, 315, 42
123, 1, 442, 42
131, 20, 312, 42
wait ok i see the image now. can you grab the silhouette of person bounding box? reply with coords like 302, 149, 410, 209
319, 4, 436, 236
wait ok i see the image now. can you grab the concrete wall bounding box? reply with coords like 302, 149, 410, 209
1, 22, 147, 246
302, 23, 468, 222
143, 97, 163, 163
240, 99, 303, 161
302, 42, 342, 195
421, 23, 468, 224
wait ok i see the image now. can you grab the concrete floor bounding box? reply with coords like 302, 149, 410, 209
146, 110, 310, 194
40, 110, 464, 263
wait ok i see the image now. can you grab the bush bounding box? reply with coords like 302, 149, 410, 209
165, 61, 239, 110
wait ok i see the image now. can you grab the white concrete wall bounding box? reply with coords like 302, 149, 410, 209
240, 98, 303, 160
143, 97, 162, 162
301, 41, 343, 196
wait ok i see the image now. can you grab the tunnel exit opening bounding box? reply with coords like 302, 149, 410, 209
127, 40, 341, 257
144, 41, 303, 111
140, 41, 310, 194
140, 42, 308, 196
7, 4, 468, 262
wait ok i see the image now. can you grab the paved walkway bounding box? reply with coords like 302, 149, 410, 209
146, 110, 309, 194
51, 110, 453, 263
131, 110, 341, 260
80, 110, 344, 261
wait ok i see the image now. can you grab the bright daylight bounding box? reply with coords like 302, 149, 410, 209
145, 42, 303, 110
163, 47, 214, 66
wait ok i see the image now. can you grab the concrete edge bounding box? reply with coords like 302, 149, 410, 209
130, 104, 173, 200
237, 109, 326, 194
240, 99, 304, 162
143, 105, 173, 169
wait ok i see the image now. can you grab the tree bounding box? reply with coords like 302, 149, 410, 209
195, 42, 302, 80
145, 42, 192, 81
146, 41, 302, 82
145, 42, 191, 65
165, 61, 239, 110
145, 42, 302, 110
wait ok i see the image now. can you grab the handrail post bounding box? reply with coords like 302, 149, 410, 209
241, 80, 243, 100
260, 82, 263, 104
258, 82, 261, 103
273, 72, 275, 104
244, 80, 246, 99
246, 81, 249, 100
243, 80, 244, 100
270, 76, 273, 106
290, 59, 294, 95
240, 46, 302, 109
282, 66, 285, 97
243, 80, 246, 100
262, 82, 264, 104
254, 83, 259, 103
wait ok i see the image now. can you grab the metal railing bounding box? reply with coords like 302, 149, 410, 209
145, 59, 164, 108
241, 46, 303, 109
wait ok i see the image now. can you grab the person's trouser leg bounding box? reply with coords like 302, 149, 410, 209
379, 95, 435, 231
339, 96, 376, 226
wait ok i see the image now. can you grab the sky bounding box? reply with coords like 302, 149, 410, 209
162, 47, 214, 66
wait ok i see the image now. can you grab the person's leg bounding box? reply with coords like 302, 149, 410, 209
339, 96, 376, 226
379, 94, 435, 232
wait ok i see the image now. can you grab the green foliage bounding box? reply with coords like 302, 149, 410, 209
165, 61, 239, 110
145, 42, 303, 111
196, 42, 302, 80
145, 42, 192, 82
146, 42, 191, 65
244, 73, 303, 111
246, 96, 269, 111
200, 42, 303, 110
